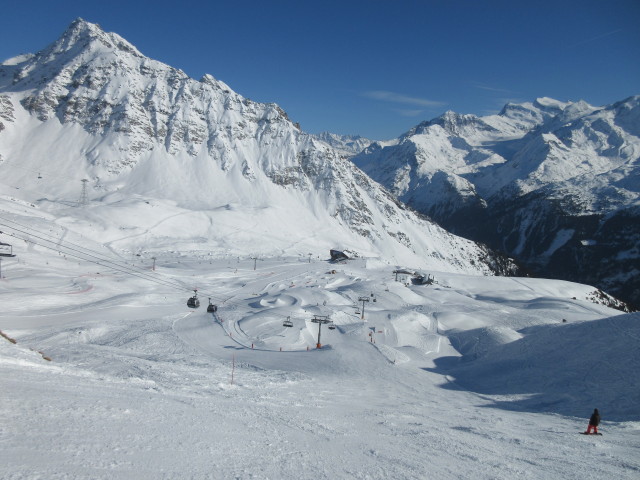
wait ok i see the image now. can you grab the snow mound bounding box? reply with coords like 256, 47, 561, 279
443, 313, 640, 420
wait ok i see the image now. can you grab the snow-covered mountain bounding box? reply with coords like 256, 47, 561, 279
3, 20, 640, 479
0, 19, 515, 275
311, 131, 374, 157
353, 97, 640, 307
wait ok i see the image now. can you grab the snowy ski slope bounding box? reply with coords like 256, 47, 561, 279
1, 225, 639, 479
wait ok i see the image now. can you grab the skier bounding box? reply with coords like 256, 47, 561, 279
584, 408, 601, 435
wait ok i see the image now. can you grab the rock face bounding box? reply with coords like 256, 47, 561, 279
0, 19, 517, 276
311, 132, 374, 157
353, 97, 640, 307
1, 19, 305, 171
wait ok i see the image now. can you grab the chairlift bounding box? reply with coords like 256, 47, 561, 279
206, 298, 217, 313
37, 173, 42, 179
355, 309, 361, 315
283, 316, 293, 328
328, 322, 336, 330
187, 289, 200, 308
0, 242, 16, 257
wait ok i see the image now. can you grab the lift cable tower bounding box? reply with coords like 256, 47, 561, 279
78, 179, 89, 207
250, 256, 263, 270
357, 293, 376, 320
311, 315, 331, 349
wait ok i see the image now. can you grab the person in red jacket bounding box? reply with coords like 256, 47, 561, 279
584, 408, 600, 434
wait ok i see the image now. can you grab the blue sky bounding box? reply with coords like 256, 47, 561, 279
1, 0, 638, 139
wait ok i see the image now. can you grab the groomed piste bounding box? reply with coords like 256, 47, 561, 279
1, 241, 639, 479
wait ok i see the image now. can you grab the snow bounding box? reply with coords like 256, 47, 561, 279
0, 16, 508, 277
0, 19, 638, 479
542, 228, 575, 257
1, 53, 35, 66
353, 94, 640, 213
1, 220, 639, 479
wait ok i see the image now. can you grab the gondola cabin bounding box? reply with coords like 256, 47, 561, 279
207, 298, 217, 313
187, 290, 200, 308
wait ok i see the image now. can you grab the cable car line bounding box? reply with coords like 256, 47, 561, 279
0, 218, 192, 293
0, 217, 186, 289
1, 225, 192, 293
0, 214, 193, 290
0, 217, 275, 314
0, 217, 343, 326
1, 215, 257, 303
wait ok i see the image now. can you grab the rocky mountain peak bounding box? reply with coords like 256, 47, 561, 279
312, 132, 374, 157
533, 97, 569, 112
0, 19, 517, 275
555, 99, 597, 125
51, 18, 142, 59
353, 95, 640, 307
397, 110, 498, 144
431, 110, 496, 137
7, 19, 143, 88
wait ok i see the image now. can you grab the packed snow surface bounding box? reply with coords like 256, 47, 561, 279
0, 19, 638, 479
1, 226, 639, 479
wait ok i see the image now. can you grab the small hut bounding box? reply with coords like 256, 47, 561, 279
330, 249, 349, 262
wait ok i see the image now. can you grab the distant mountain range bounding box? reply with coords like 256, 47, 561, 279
311, 132, 374, 157
353, 96, 640, 307
0, 19, 516, 276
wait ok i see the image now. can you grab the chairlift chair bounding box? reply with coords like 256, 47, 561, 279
0, 242, 16, 257
187, 289, 200, 308
328, 322, 336, 330
283, 316, 293, 328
